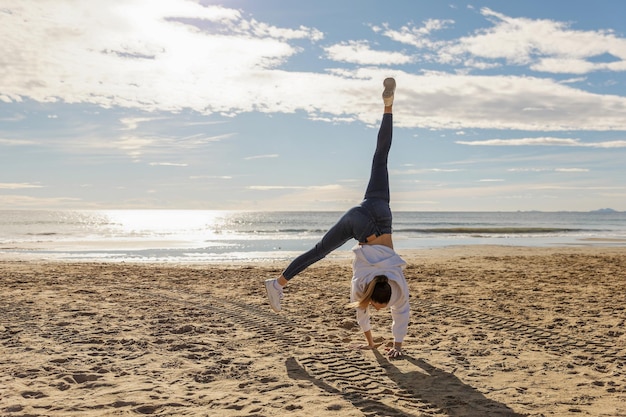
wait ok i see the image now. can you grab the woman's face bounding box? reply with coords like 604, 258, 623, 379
370, 301, 387, 311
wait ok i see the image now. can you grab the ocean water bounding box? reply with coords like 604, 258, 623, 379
1, 210, 625, 263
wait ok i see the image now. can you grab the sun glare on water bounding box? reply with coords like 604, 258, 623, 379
100, 210, 229, 236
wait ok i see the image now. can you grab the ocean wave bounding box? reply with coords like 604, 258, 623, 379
396, 227, 591, 235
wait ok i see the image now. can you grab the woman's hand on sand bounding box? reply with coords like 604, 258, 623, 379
386, 347, 403, 358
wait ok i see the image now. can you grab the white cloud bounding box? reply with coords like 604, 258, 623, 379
0, 113, 26, 122
120, 117, 159, 131
0, 183, 43, 189
245, 184, 357, 211
0, 138, 38, 146
379, 7, 626, 75
559, 77, 587, 85
149, 162, 188, 167
461, 8, 626, 74
179, 133, 236, 145
0, 0, 322, 113
555, 168, 589, 172
508, 168, 552, 172
374, 19, 454, 49
509, 167, 589, 173
248, 184, 342, 191
248, 185, 305, 190
0, 194, 82, 207
456, 137, 626, 148
63, 130, 234, 160
112, 136, 157, 152
393, 71, 626, 131
3, 2, 626, 132
324, 41, 413, 65
393, 168, 462, 175
189, 175, 232, 180
244, 154, 279, 160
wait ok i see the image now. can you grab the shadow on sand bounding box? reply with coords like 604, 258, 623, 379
286, 356, 424, 417
372, 350, 526, 417
286, 352, 526, 417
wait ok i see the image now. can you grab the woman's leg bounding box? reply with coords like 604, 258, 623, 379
363, 112, 392, 203
280, 108, 394, 281
267, 208, 362, 312
364, 77, 394, 202
266, 78, 395, 312
280, 208, 361, 280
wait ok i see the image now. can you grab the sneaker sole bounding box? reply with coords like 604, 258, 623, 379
383, 78, 396, 99
264, 280, 281, 312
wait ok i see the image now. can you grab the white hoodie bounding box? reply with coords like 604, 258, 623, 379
350, 244, 410, 342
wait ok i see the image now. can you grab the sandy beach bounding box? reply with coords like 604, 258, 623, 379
1, 246, 625, 416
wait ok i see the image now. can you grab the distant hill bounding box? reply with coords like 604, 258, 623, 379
590, 208, 618, 213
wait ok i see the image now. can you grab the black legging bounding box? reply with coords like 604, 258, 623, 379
282, 113, 393, 280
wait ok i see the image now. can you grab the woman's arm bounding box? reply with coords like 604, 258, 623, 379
388, 288, 410, 358
390, 298, 409, 342
351, 330, 381, 350
364, 330, 381, 348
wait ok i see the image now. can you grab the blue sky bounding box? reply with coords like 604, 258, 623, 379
1, 0, 626, 211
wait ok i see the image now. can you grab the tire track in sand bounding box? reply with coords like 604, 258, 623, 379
145, 288, 447, 417
414, 299, 626, 374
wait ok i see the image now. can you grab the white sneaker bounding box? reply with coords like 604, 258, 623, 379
382, 77, 396, 106
264, 279, 283, 312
